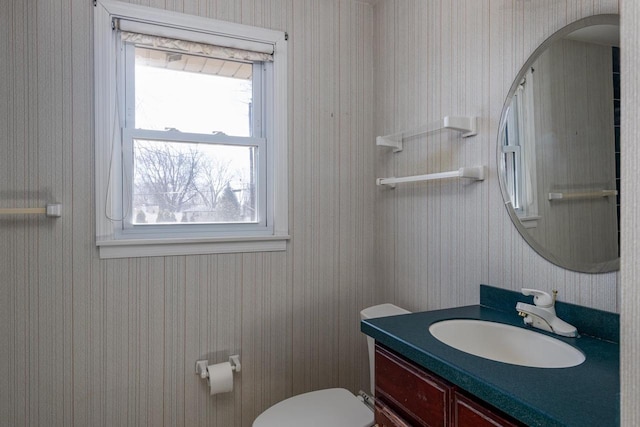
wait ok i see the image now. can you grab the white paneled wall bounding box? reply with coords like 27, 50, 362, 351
621, 0, 640, 424
373, 0, 619, 313
0, 0, 375, 426
4, 0, 639, 425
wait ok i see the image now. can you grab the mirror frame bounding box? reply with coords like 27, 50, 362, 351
497, 14, 620, 274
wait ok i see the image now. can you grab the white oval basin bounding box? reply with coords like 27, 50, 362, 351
429, 319, 585, 368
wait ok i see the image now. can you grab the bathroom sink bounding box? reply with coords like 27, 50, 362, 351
429, 319, 585, 368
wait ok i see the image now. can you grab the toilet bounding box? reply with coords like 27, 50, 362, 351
253, 303, 411, 427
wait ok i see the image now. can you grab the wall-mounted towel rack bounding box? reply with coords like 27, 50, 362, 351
0, 203, 62, 218
548, 190, 618, 201
377, 166, 485, 188
376, 116, 477, 153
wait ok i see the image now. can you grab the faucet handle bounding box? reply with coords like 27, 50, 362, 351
521, 288, 554, 308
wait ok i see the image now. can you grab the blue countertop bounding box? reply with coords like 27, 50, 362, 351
361, 302, 619, 426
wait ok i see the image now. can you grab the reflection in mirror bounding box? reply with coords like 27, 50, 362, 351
498, 15, 620, 273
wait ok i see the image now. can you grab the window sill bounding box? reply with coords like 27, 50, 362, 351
97, 235, 290, 259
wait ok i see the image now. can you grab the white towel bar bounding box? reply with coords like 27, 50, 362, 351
548, 190, 617, 201
376, 166, 485, 188
0, 203, 62, 218
376, 116, 477, 152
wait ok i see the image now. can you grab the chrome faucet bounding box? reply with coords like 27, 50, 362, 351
515, 288, 578, 337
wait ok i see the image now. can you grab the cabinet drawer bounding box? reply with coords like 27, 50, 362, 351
375, 399, 413, 427
375, 345, 452, 427
453, 391, 522, 427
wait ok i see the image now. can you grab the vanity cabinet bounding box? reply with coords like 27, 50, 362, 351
374, 344, 523, 427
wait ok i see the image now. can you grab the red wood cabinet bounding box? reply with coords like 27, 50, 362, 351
452, 392, 521, 427
374, 345, 523, 427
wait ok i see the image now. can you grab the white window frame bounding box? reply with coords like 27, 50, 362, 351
94, 0, 288, 258
502, 104, 524, 212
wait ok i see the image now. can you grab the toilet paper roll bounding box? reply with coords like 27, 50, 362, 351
207, 362, 234, 395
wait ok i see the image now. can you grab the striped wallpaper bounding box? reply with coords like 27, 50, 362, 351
621, 0, 639, 424
2, 0, 638, 426
373, 0, 619, 314
0, 0, 376, 425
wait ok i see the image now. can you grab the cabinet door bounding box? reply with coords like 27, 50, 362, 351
375, 399, 413, 427
453, 391, 522, 427
375, 345, 452, 427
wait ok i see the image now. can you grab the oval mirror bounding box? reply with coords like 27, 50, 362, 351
498, 14, 620, 273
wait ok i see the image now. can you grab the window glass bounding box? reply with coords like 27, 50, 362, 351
125, 45, 262, 227
132, 139, 258, 225
133, 46, 254, 137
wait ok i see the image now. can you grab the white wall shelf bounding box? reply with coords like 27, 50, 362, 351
376, 166, 485, 188
376, 116, 477, 153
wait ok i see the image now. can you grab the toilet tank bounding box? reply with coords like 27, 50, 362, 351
360, 304, 411, 395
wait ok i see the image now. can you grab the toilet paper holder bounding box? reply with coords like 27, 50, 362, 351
195, 355, 241, 379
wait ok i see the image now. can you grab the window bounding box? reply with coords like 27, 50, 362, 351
501, 70, 539, 228
502, 102, 524, 211
94, 1, 288, 258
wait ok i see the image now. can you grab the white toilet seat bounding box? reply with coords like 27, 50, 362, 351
252, 388, 374, 427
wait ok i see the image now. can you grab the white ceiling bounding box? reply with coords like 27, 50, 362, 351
565, 24, 620, 47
